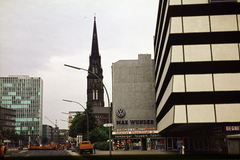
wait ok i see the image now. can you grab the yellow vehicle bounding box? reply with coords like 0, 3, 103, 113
79, 141, 93, 154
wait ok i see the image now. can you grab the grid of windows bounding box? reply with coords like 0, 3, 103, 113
0, 76, 43, 140
170, 15, 240, 34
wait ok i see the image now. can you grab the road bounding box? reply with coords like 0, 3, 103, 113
7, 149, 69, 157
5, 149, 240, 160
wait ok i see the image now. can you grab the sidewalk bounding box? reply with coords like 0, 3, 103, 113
65, 148, 80, 156
94, 149, 177, 155
65, 149, 177, 156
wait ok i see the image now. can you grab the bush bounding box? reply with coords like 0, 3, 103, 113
95, 141, 109, 150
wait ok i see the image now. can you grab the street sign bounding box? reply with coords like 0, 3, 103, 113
103, 123, 113, 127
4, 140, 11, 143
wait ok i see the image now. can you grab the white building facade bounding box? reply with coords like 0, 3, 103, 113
154, 0, 240, 152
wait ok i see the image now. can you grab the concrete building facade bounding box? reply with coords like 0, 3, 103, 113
0, 107, 16, 130
0, 75, 43, 145
42, 124, 53, 144
154, 0, 240, 152
112, 54, 161, 150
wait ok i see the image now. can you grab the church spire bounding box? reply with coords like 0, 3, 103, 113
91, 14, 99, 56
87, 14, 104, 108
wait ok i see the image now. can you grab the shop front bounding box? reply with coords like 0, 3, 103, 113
162, 124, 240, 153
148, 138, 165, 150
112, 130, 165, 151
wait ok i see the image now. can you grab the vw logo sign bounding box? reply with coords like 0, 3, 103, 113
116, 109, 126, 118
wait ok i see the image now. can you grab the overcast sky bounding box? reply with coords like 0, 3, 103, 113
0, 0, 159, 129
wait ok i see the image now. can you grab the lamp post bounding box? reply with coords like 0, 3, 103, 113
60, 119, 68, 122
63, 99, 89, 141
64, 64, 112, 156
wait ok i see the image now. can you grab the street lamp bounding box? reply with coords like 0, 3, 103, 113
64, 64, 112, 156
60, 119, 68, 122
63, 99, 89, 141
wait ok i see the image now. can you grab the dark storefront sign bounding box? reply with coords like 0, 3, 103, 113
116, 120, 154, 125
225, 125, 240, 132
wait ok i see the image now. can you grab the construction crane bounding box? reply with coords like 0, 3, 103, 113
45, 116, 57, 128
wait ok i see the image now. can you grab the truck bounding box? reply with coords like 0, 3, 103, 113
79, 141, 94, 154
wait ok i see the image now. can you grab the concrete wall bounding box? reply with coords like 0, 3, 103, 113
112, 54, 156, 130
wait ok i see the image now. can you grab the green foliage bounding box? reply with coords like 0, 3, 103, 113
94, 141, 109, 150
89, 123, 109, 143
0, 125, 25, 143
69, 103, 97, 140
69, 103, 110, 144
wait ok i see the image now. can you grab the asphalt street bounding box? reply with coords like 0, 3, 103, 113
7, 149, 69, 157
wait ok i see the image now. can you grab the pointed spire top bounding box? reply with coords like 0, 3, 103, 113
91, 14, 99, 56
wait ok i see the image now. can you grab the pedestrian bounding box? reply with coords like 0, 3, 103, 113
180, 139, 185, 154
176, 138, 183, 154
92, 143, 95, 153
124, 140, 127, 151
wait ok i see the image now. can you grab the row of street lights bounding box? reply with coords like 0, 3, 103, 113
63, 64, 112, 157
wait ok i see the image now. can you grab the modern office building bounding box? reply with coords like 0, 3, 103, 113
154, 0, 240, 152
0, 75, 43, 145
112, 54, 162, 150
87, 16, 111, 124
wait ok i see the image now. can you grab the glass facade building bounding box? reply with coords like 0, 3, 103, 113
0, 75, 43, 144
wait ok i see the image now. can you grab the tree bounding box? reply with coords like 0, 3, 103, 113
0, 127, 25, 147
69, 103, 97, 141
89, 123, 108, 143
0, 125, 25, 143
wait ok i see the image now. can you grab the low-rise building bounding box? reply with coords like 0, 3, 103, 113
0, 107, 16, 130
42, 125, 53, 145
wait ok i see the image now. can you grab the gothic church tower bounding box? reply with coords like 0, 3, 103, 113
87, 16, 104, 107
